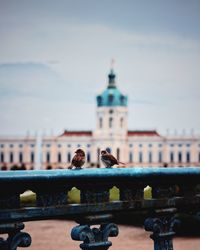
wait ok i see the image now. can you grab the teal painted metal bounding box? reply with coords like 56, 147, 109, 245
0, 167, 200, 250
0, 167, 199, 183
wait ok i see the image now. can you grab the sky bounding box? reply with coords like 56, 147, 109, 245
0, 0, 200, 136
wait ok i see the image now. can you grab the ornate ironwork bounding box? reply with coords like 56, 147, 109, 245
0, 167, 199, 249
144, 216, 181, 250
71, 223, 118, 250
0, 223, 31, 250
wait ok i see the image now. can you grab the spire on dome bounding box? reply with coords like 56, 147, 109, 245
108, 59, 116, 88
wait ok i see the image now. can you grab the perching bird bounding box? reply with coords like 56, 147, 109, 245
100, 150, 125, 168
68, 149, 85, 169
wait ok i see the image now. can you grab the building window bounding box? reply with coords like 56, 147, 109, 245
99, 117, 103, 128
46, 144, 51, 148
170, 152, 174, 163
120, 118, 123, 128
158, 152, 162, 163
149, 144, 152, 148
108, 94, 114, 103
106, 147, 111, 153
178, 152, 182, 163
129, 152, 133, 163
0, 152, 4, 163
139, 144, 143, 148
31, 152, 34, 163
10, 144, 14, 148
129, 144, 133, 148
170, 144, 174, 147
109, 109, 113, 114
87, 152, 91, 163
117, 148, 120, 161
67, 152, 71, 163
97, 96, 102, 106
67, 144, 71, 148
120, 95, 125, 103
30, 144, 35, 148
0, 144, 4, 148
19, 152, 23, 163
46, 152, 50, 163
97, 148, 100, 163
158, 144, 162, 147
186, 144, 191, 147
58, 144, 62, 148
186, 152, 190, 163
19, 144, 23, 148
87, 144, 91, 148
149, 152, 152, 163
139, 152, 143, 163
109, 117, 113, 128
58, 153, 62, 163
10, 152, 13, 163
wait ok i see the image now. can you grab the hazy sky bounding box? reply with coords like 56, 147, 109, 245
0, 0, 200, 135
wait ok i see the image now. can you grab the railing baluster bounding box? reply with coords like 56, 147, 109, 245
71, 214, 119, 250
0, 223, 31, 250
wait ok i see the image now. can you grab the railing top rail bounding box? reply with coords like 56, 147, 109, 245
0, 167, 200, 185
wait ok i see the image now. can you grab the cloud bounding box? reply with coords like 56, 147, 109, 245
0, 13, 200, 134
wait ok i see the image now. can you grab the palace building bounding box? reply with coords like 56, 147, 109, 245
0, 68, 200, 169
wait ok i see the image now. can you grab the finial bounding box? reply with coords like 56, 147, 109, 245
110, 58, 115, 70
108, 59, 116, 88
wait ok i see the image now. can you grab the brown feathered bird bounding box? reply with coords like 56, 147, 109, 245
100, 150, 125, 168
68, 149, 85, 169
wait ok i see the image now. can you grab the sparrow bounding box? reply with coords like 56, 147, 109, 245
100, 150, 125, 168
68, 149, 85, 169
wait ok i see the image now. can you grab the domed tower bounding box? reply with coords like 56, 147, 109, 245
93, 67, 128, 163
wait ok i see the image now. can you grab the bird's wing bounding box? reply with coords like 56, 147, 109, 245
103, 154, 118, 165
72, 155, 85, 167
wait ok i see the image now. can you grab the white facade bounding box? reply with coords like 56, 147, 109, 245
0, 136, 37, 170
0, 69, 200, 170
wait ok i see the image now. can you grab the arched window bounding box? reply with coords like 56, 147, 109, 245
186, 152, 190, 163
178, 152, 182, 163
87, 152, 91, 163
97, 96, 102, 106
108, 94, 114, 103
139, 152, 143, 163
0, 152, 4, 163
106, 147, 111, 153
170, 152, 174, 162
120, 95, 125, 103
58, 153, 62, 163
117, 148, 120, 161
97, 148, 100, 163
158, 152, 162, 163
46, 152, 50, 163
109, 117, 113, 128
149, 152, 152, 163
120, 117, 123, 128
99, 117, 103, 129
67, 152, 71, 163
31, 152, 34, 163
10, 152, 13, 163
19, 152, 23, 163
129, 152, 133, 163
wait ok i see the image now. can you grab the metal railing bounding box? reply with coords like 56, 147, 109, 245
0, 167, 200, 250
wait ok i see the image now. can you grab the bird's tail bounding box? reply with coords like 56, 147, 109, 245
118, 161, 126, 166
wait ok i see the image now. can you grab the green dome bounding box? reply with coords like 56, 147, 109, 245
96, 69, 128, 107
